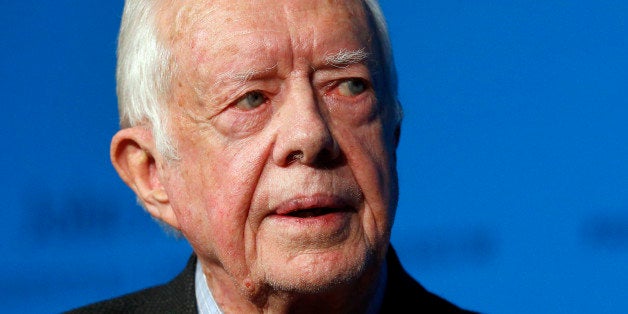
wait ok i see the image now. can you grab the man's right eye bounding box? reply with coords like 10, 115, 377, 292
235, 91, 267, 110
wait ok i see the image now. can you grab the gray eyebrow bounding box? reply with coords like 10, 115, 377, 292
193, 64, 278, 105
324, 48, 370, 68
216, 64, 278, 84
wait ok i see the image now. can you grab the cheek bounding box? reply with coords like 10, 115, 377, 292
339, 122, 395, 186
165, 134, 272, 259
335, 122, 398, 236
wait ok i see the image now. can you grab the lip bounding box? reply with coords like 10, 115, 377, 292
263, 194, 359, 246
273, 194, 356, 217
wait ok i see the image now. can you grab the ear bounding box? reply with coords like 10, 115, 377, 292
110, 127, 181, 230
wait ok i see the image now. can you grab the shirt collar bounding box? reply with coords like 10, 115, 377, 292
195, 259, 223, 314
194, 257, 386, 313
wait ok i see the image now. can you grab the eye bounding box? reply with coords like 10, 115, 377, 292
337, 78, 367, 97
235, 91, 267, 110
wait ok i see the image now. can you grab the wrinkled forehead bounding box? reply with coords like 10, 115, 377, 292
160, 0, 369, 39
156, 0, 374, 69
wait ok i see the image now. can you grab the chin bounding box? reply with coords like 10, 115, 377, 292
259, 244, 375, 294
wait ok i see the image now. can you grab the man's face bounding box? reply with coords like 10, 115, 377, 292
158, 0, 398, 294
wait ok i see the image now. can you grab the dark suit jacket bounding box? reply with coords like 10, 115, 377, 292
66, 248, 478, 313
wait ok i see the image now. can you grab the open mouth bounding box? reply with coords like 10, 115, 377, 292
283, 206, 353, 218
285, 207, 339, 218
273, 194, 357, 219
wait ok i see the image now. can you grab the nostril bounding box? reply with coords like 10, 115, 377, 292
287, 151, 304, 163
316, 148, 337, 162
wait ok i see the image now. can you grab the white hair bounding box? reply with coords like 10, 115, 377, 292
116, 0, 401, 159
363, 0, 402, 122
116, 0, 179, 160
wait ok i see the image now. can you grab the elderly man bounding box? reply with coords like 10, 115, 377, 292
69, 0, 476, 313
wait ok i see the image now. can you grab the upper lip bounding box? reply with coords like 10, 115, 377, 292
273, 194, 356, 216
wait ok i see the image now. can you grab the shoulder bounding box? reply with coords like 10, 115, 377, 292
380, 247, 480, 314
64, 255, 198, 314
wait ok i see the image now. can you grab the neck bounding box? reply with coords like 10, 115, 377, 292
200, 259, 388, 314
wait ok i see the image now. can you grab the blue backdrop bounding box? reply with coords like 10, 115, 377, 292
2, 1, 627, 313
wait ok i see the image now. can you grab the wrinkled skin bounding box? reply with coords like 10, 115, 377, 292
113, 0, 399, 312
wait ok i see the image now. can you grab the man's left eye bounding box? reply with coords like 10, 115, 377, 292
337, 78, 367, 97
235, 91, 267, 110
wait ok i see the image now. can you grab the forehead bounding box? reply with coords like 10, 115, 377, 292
159, 0, 372, 77
165, 0, 368, 38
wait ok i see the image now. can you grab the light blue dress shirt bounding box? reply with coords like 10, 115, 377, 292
195, 260, 223, 314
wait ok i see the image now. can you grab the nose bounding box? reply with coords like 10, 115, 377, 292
272, 80, 340, 167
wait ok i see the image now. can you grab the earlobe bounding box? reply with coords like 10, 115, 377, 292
110, 127, 181, 230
